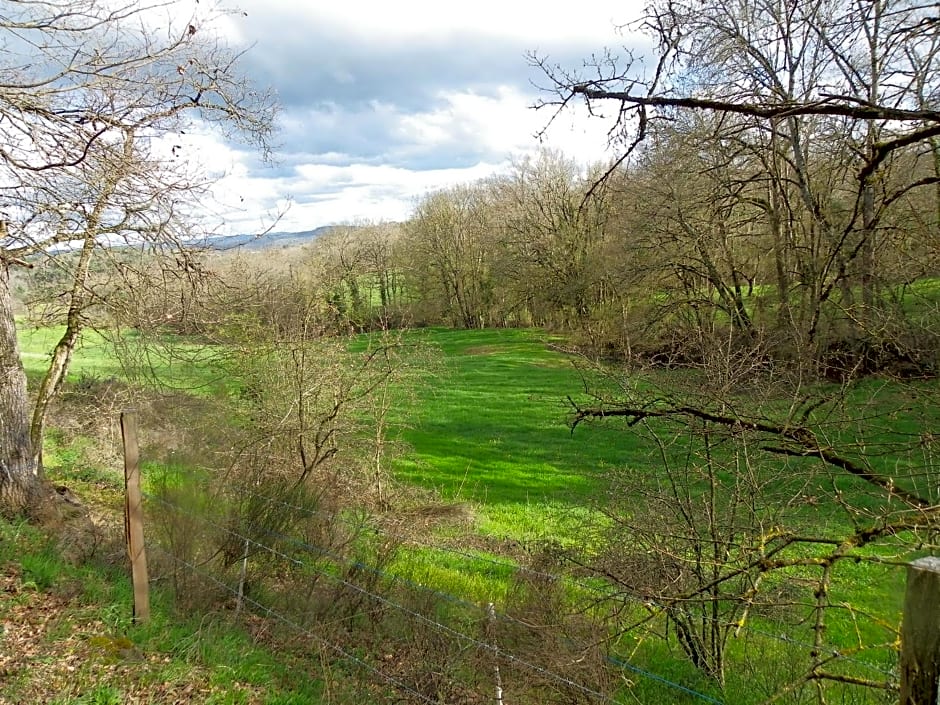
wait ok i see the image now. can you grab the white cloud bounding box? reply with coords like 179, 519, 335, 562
182, 84, 623, 234
226, 0, 636, 44
215, 160, 509, 234
396, 85, 617, 161
162, 0, 648, 233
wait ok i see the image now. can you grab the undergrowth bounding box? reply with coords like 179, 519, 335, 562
4, 325, 919, 703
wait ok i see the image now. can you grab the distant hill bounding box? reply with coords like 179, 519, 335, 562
197, 226, 336, 251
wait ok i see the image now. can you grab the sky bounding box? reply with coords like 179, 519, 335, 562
189, 0, 649, 234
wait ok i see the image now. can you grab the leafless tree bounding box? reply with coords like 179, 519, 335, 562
0, 0, 276, 514
534, 0, 940, 367
404, 185, 499, 329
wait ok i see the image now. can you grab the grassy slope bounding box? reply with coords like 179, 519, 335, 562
7, 327, 330, 704
386, 328, 912, 703
0, 512, 327, 705
18, 322, 226, 395
15, 324, 632, 541
10, 323, 919, 703
391, 328, 636, 542
18, 324, 121, 381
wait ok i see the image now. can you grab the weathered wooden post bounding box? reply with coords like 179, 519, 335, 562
486, 602, 504, 705
122, 409, 150, 623
900, 556, 940, 705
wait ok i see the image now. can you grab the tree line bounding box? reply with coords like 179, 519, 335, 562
313, 112, 940, 380
287, 0, 940, 385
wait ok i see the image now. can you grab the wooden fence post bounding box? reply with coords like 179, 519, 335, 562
122, 409, 150, 624
486, 602, 504, 705
900, 556, 940, 705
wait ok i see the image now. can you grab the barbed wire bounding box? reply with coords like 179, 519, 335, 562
146, 491, 518, 625
148, 491, 729, 704
605, 654, 724, 705
147, 485, 904, 694
149, 544, 444, 705
147, 487, 902, 701
148, 493, 626, 701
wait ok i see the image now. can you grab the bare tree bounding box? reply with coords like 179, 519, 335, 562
535, 5, 940, 672
567, 335, 937, 697
307, 223, 408, 329
0, 0, 276, 514
404, 185, 498, 329
495, 150, 614, 328
535, 0, 940, 367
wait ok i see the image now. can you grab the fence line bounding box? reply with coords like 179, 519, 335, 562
148, 487, 903, 702
150, 545, 443, 705
605, 654, 725, 705
142, 481, 903, 703
234, 485, 628, 600
147, 492, 505, 622
151, 493, 624, 703
148, 491, 729, 704
236, 480, 903, 681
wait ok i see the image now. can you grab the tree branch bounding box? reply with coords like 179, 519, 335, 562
572, 87, 940, 123
570, 402, 932, 508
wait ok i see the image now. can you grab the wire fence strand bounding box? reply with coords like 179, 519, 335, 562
150, 545, 444, 705
147, 490, 733, 704
234, 486, 626, 599
152, 494, 625, 703
145, 484, 904, 703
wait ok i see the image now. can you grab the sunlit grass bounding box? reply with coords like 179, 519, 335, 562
16, 321, 919, 703
0, 509, 324, 704
386, 545, 517, 606
389, 327, 638, 540
18, 324, 120, 382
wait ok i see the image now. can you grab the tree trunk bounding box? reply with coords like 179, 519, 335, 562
30, 130, 129, 470
30, 235, 96, 471
0, 257, 40, 515
767, 179, 792, 333
859, 0, 882, 323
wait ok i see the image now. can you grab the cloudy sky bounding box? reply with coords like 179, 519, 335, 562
191, 1, 648, 234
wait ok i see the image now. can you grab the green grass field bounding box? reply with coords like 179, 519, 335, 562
18, 321, 231, 396
0, 517, 327, 704
389, 328, 632, 541
13, 321, 923, 703
18, 324, 121, 381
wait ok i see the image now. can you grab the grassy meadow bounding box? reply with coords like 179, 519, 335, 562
389, 328, 631, 539
18, 324, 120, 381
0, 517, 328, 704
8, 321, 923, 703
